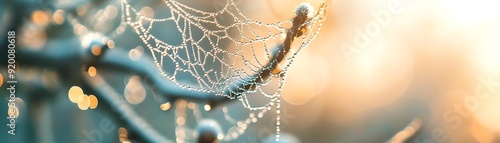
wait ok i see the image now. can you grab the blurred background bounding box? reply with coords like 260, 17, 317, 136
1, 0, 500, 142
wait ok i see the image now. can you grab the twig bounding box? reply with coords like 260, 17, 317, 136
224, 2, 327, 100
386, 118, 423, 143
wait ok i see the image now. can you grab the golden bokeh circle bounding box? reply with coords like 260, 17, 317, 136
160, 102, 171, 111
88, 66, 97, 77
124, 76, 146, 104
91, 45, 102, 56
89, 95, 98, 109
107, 40, 115, 49
0, 73, 3, 87
68, 86, 83, 103
77, 94, 90, 110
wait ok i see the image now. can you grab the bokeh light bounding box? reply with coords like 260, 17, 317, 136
91, 45, 102, 56
107, 40, 115, 49
52, 10, 65, 25
177, 100, 187, 108
204, 104, 211, 111
31, 11, 50, 26
77, 94, 90, 110
128, 46, 143, 61
89, 95, 98, 109
160, 102, 171, 111
7, 106, 19, 118
124, 76, 146, 104
187, 102, 196, 109
176, 117, 186, 125
73, 24, 88, 36
118, 127, 130, 142
77, 5, 89, 16
0, 73, 3, 87
139, 6, 155, 18
105, 5, 119, 19
88, 66, 97, 77
68, 86, 83, 103
281, 73, 315, 105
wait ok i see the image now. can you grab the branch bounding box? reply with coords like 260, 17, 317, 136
92, 48, 230, 104
224, 1, 327, 101
386, 118, 423, 143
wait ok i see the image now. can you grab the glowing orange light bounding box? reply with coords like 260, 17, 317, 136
91, 45, 102, 56
160, 102, 171, 111
89, 95, 98, 109
88, 66, 97, 77
68, 86, 83, 103
0, 73, 3, 87
31, 11, 50, 26
176, 117, 186, 125
77, 94, 90, 110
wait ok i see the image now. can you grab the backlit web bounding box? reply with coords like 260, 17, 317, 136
121, 0, 325, 141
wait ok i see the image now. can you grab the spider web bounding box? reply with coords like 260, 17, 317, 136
121, 0, 325, 140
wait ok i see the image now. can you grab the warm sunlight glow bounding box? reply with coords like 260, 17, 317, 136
473, 91, 500, 131
470, 120, 495, 143
475, 31, 500, 73
437, 0, 500, 28
282, 73, 315, 105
